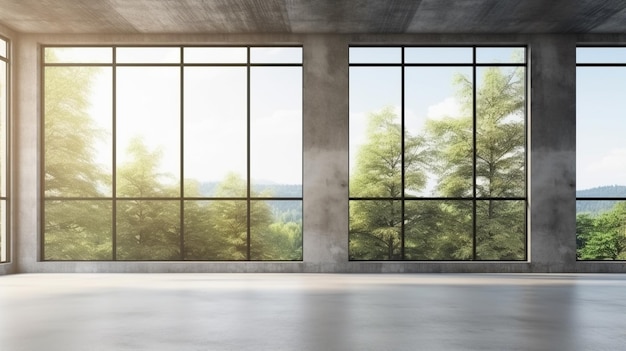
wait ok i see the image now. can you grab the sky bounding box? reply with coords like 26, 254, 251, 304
576, 47, 626, 191
47, 47, 303, 189
577, 66, 626, 191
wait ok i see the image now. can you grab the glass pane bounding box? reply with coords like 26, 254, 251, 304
185, 200, 247, 260
250, 47, 302, 64
184, 47, 247, 64
250, 67, 302, 197
405, 47, 472, 64
45, 66, 113, 197
0, 60, 6, 197
577, 47, 626, 64
476, 200, 526, 260
116, 200, 180, 260
577, 200, 626, 260
404, 67, 473, 197
184, 200, 217, 260
250, 200, 302, 260
405, 200, 472, 260
476, 66, 526, 198
577, 67, 626, 195
349, 200, 401, 260
0, 200, 5, 262
116, 47, 180, 64
350, 67, 401, 197
184, 67, 247, 197
0, 38, 6, 58
45, 47, 112, 63
349, 47, 401, 64
116, 67, 180, 197
44, 200, 112, 260
476, 47, 525, 64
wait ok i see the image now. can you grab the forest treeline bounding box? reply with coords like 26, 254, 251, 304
576, 186, 626, 260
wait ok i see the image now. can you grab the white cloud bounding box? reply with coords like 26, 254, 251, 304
427, 97, 462, 120
587, 148, 626, 172
579, 148, 626, 189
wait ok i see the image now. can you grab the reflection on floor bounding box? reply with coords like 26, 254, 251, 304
0, 273, 625, 351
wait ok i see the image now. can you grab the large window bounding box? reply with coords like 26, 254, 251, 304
349, 46, 527, 260
576, 47, 626, 260
0, 37, 8, 263
43, 46, 302, 261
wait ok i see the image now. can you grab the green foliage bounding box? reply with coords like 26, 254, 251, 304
185, 173, 302, 261
476, 200, 525, 260
349, 107, 427, 260
350, 200, 402, 260
118, 138, 178, 197
252, 221, 303, 260
577, 203, 626, 260
405, 201, 473, 260
44, 52, 113, 260
44, 200, 112, 260
116, 139, 180, 260
351, 106, 426, 198
426, 67, 525, 198
44, 63, 108, 197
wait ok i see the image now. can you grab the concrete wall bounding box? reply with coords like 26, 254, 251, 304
7, 33, 626, 273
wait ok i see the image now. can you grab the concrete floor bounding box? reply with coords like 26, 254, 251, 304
0, 274, 625, 351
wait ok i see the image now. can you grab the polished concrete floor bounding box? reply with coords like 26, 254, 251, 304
0, 274, 625, 351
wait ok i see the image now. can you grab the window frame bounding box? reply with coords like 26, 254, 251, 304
41, 45, 303, 261
0, 35, 10, 264
348, 45, 528, 261
575, 45, 626, 261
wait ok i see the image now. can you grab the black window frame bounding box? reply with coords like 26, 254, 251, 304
575, 45, 626, 261
348, 45, 528, 261
41, 45, 304, 261
0, 35, 10, 264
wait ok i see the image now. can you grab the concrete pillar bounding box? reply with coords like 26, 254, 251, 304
13, 35, 40, 273
529, 35, 577, 271
302, 35, 349, 271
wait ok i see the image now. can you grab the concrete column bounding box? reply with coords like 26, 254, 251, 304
13, 35, 40, 273
302, 35, 349, 271
529, 35, 577, 271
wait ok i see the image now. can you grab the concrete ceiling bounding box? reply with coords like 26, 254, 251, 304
0, 0, 625, 35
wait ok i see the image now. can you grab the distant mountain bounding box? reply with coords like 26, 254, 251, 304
576, 185, 626, 215
576, 185, 626, 198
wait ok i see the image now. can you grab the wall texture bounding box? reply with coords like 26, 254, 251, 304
6, 33, 626, 273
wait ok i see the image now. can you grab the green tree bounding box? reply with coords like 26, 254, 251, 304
116, 138, 180, 260
349, 106, 427, 260
426, 66, 525, 260
577, 204, 626, 260
404, 200, 473, 260
184, 173, 278, 260
43, 53, 112, 259
44, 63, 108, 197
